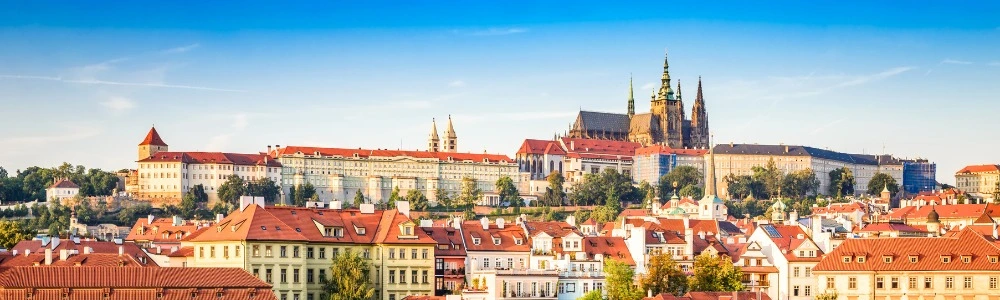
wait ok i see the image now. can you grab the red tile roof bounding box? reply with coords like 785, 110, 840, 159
516, 139, 567, 156
422, 226, 467, 257
812, 202, 866, 215
8, 241, 157, 267
138, 127, 167, 146
814, 228, 1000, 272
644, 293, 687, 300
188, 205, 432, 245
635, 145, 708, 156
890, 204, 1000, 220
0, 253, 153, 268
125, 217, 203, 244
273, 146, 514, 164
956, 164, 1000, 174
856, 222, 926, 233
583, 236, 635, 266
759, 224, 823, 262
461, 220, 530, 252
0, 266, 275, 300
560, 137, 641, 160
48, 179, 80, 189
686, 291, 771, 300
139, 152, 282, 167
167, 246, 194, 258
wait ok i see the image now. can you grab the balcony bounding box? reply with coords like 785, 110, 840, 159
559, 270, 604, 278
444, 268, 465, 276
742, 280, 769, 287
501, 291, 557, 299
493, 269, 560, 276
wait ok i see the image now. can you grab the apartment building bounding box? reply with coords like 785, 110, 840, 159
746, 223, 824, 300
955, 164, 1000, 201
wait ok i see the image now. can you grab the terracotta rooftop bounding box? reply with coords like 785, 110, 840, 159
956, 164, 1000, 174
889, 204, 1000, 220
757, 224, 823, 262
139, 151, 281, 167
582, 236, 635, 266
125, 217, 203, 244
856, 222, 926, 233
461, 220, 530, 252
422, 226, 467, 257
686, 291, 771, 300
48, 179, 80, 189
516, 139, 567, 156
635, 145, 708, 156
8, 240, 157, 267
814, 228, 1000, 272
560, 137, 641, 159
138, 127, 167, 146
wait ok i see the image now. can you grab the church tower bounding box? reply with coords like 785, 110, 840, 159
138, 127, 168, 161
699, 136, 726, 221
428, 118, 440, 152
627, 76, 635, 118
690, 77, 710, 149
442, 115, 458, 153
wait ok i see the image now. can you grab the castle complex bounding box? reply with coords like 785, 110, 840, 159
568, 51, 710, 149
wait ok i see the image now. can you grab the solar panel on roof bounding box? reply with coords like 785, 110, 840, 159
762, 224, 782, 238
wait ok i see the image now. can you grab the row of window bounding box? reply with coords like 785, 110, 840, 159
836, 276, 1000, 290
253, 266, 323, 285
386, 270, 430, 284
557, 282, 600, 294
387, 248, 429, 260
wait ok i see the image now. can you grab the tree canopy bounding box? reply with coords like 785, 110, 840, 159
828, 167, 856, 198
323, 249, 375, 300
569, 169, 639, 206
640, 252, 688, 296
658, 166, 702, 200
689, 254, 743, 292
866, 172, 899, 197
0, 163, 119, 203
387, 186, 402, 209
542, 171, 566, 206
353, 190, 365, 208
405, 189, 428, 211
0, 220, 35, 249
458, 177, 482, 210
217, 175, 247, 206
605, 259, 643, 300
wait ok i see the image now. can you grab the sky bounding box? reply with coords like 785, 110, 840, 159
0, 1, 998, 184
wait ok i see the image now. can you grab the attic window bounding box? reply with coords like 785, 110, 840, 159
961, 256, 971, 264
493, 238, 501, 245
472, 238, 481, 245
909, 256, 918, 263
842, 256, 851, 263
990, 256, 998, 263
856, 256, 866, 263
941, 256, 951, 263
355, 226, 366, 235
261, 226, 267, 231
514, 238, 523, 245
883, 256, 893, 263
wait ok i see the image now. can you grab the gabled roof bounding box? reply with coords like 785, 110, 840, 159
757, 224, 823, 262
138, 127, 167, 146
460, 221, 529, 252
125, 217, 202, 244
9, 240, 156, 267
49, 179, 79, 189
583, 236, 635, 266
0, 266, 271, 289
422, 226, 466, 257
524, 221, 581, 238
891, 204, 1000, 220
686, 291, 771, 300
812, 202, 866, 215
814, 228, 1000, 272
516, 139, 566, 156
956, 164, 1000, 174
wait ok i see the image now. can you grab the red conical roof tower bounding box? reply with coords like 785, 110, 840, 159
139, 127, 168, 146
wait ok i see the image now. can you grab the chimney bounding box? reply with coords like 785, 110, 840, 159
360, 203, 375, 214
566, 215, 576, 227
44, 249, 53, 265
647, 289, 653, 298
118, 246, 124, 256
497, 218, 505, 229
453, 216, 463, 230
789, 210, 799, 225
683, 215, 690, 229
59, 249, 69, 261
419, 219, 433, 228
267, 145, 272, 153
397, 201, 411, 218
215, 214, 224, 223
84, 247, 93, 254
330, 200, 343, 210
784, 145, 789, 153
684, 228, 694, 257
481, 217, 489, 230
698, 231, 705, 239
570, 141, 575, 151
239, 196, 254, 211
173, 215, 183, 226
147, 214, 155, 224
812, 215, 822, 236
24, 250, 30, 256
993, 222, 998, 240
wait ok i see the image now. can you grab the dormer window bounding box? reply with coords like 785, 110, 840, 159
355, 226, 366, 235
472, 238, 481, 245
961, 256, 971, 264
909, 256, 918, 263
941, 256, 951, 263
493, 238, 501, 245
883, 256, 893, 263
989, 256, 998, 263
514, 238, 523, 245
842, 256, 851, 263
857, 256, 866, 263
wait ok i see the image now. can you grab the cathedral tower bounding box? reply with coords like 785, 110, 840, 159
627, 76, 635, 118
138, 127, 168, 161
428, 118, 440, 152
442, 115, 458, 153
690, 77, 710, 149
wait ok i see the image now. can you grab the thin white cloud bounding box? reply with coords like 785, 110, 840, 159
988, 61, 1000, 67
454, 27, 529, 36
760, 66, 915, 102
100, 96, 135, 113
941, 59, 973, 65
449, 80, 466, 87
810, 118, 847, 135
161, 43, 200, 54
0, 74, 246, 92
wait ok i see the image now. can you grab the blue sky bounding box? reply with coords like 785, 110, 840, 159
1, 1, 998, 183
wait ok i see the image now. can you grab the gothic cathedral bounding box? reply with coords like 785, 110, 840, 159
568, 51, 710, 149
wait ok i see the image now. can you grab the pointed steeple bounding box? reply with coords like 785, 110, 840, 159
139, 127, 167, 146
442, 115, 458, 152
428, 118, 440, 152
445, 115, 456, 138
657, 50, 675, 101
676, 79, 682, 101
699, 134, 724, 220
704, 135, 718, 197
627, 75, 635, 118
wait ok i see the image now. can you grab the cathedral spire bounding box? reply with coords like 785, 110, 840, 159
428, 118, 440, 152
676, 79, 682, 101
705, 134, 718, 196
627, 75, 635, 118
657, 49, 675, 101
442, 115, 458, 152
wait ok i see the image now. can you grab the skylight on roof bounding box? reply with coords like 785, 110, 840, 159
762, 225, 782, 238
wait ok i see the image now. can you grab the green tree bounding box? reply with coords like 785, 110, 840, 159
179, 192, 198, 219
189, 184, 209, 203
435, 189, 453, 210
570, 169, 640, 206
605, 259, 642, 300
495, 176, 520, 207
323, 249, 375, 300
405, 189, 429, 211
74, 199, 96, 224
641, 252, 689, 296
866, 172, 899, 197
353, 190, 366, 207
0, 167, 6, 179
828, 168, 856, 198
211, 201, 234, 215
543, 171, 566, 206
751, 158, 782, 198
689, 254, 743, 292
579, 290, 604, 300
217, 175, 247, 206
458, 177, 482, 210
781, 169, 820, 198
679, 185, 703, 199
387, 186, 402, 209
0, 220, 35, 249
658, 166, 702, 199
638, 181, 656, 209
117, 202, 153, 226
247, 178, 282, 204
815, 291, 839, 300
293, 182, 317, 206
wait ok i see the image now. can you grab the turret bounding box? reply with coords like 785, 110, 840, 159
656, 50, 675, 101
690, 77, 709, 148
442, 115, 458, 153
138, 126, 168, 161
428, 118, 440, 152
627, 76, 635, 118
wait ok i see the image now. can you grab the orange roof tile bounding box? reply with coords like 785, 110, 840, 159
0, 267, 273, 299
49, 179, 80, 189
9, 240, 157, 267
139, 152, 281, 167
814, 228, 1000, 272
560, 137, 641, 160
461, 221, 530, 252
583, 236, 635, 266
422, 226, 467, 257
125, 217, 203, 244
274, 146, 514, 164
686, 292, 771, 300
956, 164, 1000, 174
138, 127, 167, 146
517, 139, 567, 156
